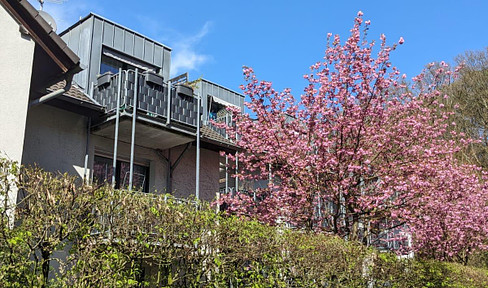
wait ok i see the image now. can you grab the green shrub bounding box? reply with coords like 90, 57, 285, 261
1, 160, 488, 287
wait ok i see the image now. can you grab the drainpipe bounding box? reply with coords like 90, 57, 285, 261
29, 73, 74, 107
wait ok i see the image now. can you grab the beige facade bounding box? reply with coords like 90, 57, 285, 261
0, 6, 35, 163
0, 5, 36, 211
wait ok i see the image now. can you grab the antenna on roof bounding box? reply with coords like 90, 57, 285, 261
38, 0, 67, 11
37, 0, 67, 32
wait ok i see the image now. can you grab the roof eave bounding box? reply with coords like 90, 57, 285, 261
0, 0, 81, 74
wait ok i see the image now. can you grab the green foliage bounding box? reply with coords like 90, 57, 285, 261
1, 158, 488, 287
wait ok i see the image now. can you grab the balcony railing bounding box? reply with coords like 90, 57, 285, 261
206, 114, 234, 139
93, 70, 199, 127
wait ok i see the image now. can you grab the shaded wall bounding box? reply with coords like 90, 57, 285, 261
22, 105, 87, 178
0, 6, 35, 163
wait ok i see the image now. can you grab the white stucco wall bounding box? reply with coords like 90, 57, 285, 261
0, 6, 35, 163
22, 105, 88, 177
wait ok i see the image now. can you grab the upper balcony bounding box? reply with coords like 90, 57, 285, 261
93, 69, 199, 128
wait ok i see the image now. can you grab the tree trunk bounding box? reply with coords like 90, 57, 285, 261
41, 247, 51, 288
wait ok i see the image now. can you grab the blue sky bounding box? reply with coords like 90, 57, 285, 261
30, 0, 488, 97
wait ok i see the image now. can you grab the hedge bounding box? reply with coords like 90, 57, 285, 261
1, 161, 488, 287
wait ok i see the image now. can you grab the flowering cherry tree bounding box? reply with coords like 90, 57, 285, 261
220, 12, 488, 260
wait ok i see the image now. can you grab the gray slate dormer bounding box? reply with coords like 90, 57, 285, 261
60, 13, 171, 92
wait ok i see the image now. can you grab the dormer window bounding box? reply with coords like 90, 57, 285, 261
209, 101, 225, 120
207, 95, 238, 121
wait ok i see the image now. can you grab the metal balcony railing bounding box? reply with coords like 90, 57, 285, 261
93, 70, 199, 127
206, 114, 234, 139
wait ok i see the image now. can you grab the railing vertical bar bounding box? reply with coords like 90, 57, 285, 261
166, 80, 172, 125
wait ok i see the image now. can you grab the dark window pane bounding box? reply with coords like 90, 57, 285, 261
93, 156, 114, 186
100, 55, 122, 74
100, 62, 119, 75
93, 155, 149, 192
119, 161, 148, 192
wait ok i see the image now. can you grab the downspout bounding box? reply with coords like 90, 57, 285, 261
29, 72, 74, 107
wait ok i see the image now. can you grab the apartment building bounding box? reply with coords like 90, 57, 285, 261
1, 0, 243, 202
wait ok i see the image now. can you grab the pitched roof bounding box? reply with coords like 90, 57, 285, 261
48, 81, 98, 104
200, 125, 235, 147
46, 81, 103, 116
0, 0, 81, 74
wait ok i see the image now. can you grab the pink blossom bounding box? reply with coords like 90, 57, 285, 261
218, 12, 488, 261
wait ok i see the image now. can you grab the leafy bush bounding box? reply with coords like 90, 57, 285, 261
1, 160, 488, 287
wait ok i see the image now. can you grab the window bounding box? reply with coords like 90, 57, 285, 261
93, 155, 149, 192
100, 54, 136, 75
208, 101, 226, 121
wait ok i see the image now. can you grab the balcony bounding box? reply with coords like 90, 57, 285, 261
93, 70, 199, 128
206, 115, 234, 140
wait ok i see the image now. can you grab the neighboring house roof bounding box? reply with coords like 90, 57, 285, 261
45, 81, 104, 116
0, 0, 81, 74
200, 125, 236, 148
48, 81, 98, 104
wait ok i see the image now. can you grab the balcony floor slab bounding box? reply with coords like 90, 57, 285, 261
92, 117, 194, 150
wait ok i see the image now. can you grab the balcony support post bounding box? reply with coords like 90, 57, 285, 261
129, 69, 138, 191
225, 155, 229, 194
166, 148, 171, 193
235, 115, 239, 195
196, 93, 201, 200
235, 153, 238, 195
83, 117, 91, 184
112, 69, 123, 188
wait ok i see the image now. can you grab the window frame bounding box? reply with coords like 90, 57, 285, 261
99, 47, 160, 75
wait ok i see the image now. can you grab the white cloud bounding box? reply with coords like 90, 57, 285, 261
169, 22, 213, 77
133, 16, 213, 77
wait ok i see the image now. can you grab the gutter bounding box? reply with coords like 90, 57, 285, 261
29, 72, 74, 108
